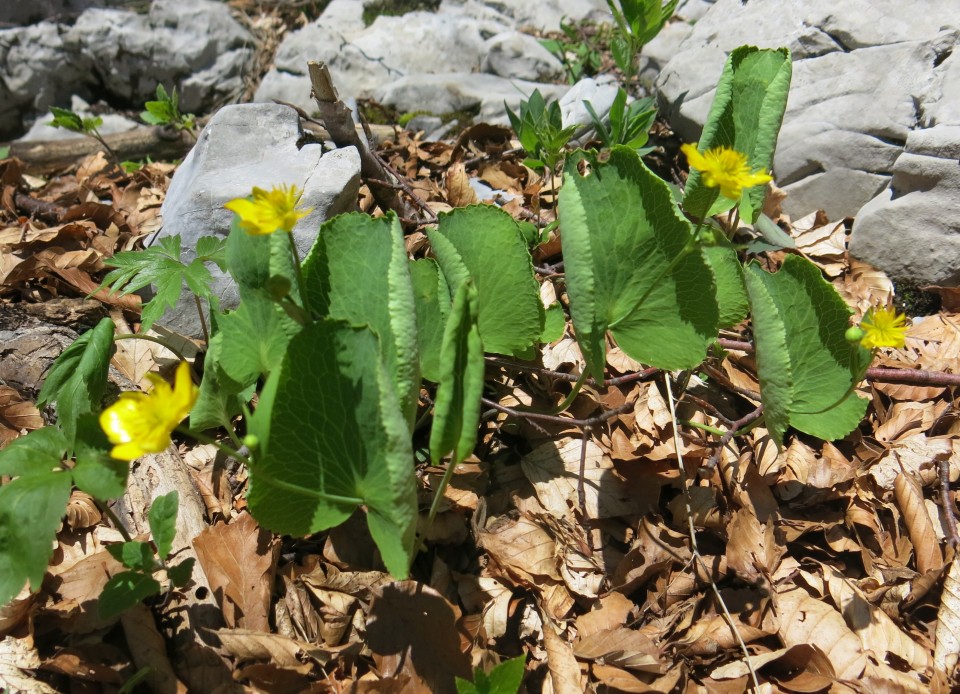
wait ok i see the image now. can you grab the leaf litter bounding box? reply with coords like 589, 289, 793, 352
0, 92, 959, 694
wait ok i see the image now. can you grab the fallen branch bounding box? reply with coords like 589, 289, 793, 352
2, 127, 195, 173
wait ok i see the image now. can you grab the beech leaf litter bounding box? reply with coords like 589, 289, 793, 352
2, 80, 960, 694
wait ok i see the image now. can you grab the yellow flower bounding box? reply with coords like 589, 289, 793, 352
224, 184, 312, 235
680, 143, 773, 200
99, 361, 199, 461
859, 306, 908, 350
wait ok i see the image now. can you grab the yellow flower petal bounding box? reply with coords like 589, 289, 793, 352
859, 306, 908, 350
682, 143, 772, 201
224, 184, 313, 235
99, 362, 199, 461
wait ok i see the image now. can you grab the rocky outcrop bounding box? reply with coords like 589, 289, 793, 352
149, 103, 362, 337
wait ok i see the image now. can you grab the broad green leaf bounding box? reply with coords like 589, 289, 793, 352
682, 46, 792, 222
216, 293, 302, 388
148, 491, 179, 559
168, 558, 195, 587
702, 238, 749, 329
0, 470, 72, 605
744, 255, 870, 446
558, 147, 719, 379
430, 281, 484, 465
247, 320, 417, 578
540, 303, 566, 343
73, 413, 128, 499
99, 571, 162, 618
456, 655, 527, 694
107, 541, 157, 572
0, 426, 67, 477
190, 332, 244, 431
410, 258, 451, 383
302, 212, 420, 426
428, 205, 543, 357
37, 317, 114, 445
225, 216, 299, 302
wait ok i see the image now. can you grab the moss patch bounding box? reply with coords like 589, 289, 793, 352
362, 0, 440, 26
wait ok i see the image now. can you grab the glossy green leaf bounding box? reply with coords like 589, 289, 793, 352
247, 320, 417, 578
190, 331, 246, 431
0, 470, 72, 605
702, 238, 749, 329
430, 281, 484, 465
99, 571, 162, 619
744, 255, 870, 446
540, 302, 566, 343
225, 216, 298, 302
303, 213, 420, 427
410, 258, 451, 383
682, 46, 792, 222
456, 655, 527, 694
73, 413, 128, 499
428, 205, 543, 357
216, 292, 302, 388
0, 426, 67, 478
558, 147, 718, 379
107, 541, 157, 572
148, 491, 179, 559
37, 317, 114, 445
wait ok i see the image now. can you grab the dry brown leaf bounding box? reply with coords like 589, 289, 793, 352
0, 385, 43, 446
479, 514, 560, 584
542, 617, 584, 694
0, 635, 58, 694
934, 556, 960, 676
894, 471, 944, 574
444, 161, 479, 207
775, 582, 866, 680
573, 626, 664, 673
725, 508, 783, 584
868, 434, 956, 490
193, 512, 280, 632
613, 517, 690, 593
365, 581, 472, 694
821, 566, 932, 672
521, 438, 640, 520
121, 602, 188, 693
575, 592, 635, 639
212, 628, 317, 672
64, 491, 102, 530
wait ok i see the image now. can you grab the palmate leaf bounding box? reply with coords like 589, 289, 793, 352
96, 235, 222, 331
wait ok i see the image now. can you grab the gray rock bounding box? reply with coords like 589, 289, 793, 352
559, 76, 620, 138
651, 0, 960, 284
850, 126, 960, 287
373, 73, 567, 124
20, 96, 139, 142
0, 0, 115, 26
65, 0, 252, 106
481, 31, 564, 82
151, 103, 362, 336
439, 0, 611, 32
0, 22, 89, 138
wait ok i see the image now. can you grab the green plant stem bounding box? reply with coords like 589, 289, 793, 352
94, 498, 133, 543
176, 427, 365, 507
419, 455, 460, 553
193, 295, 210, 345
287, 232, 311, 318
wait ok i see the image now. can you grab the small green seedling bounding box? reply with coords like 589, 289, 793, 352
505, 89, 577, 173
540, 18, 604, 84
607, 0, 679, 83
456, 656, 526, 694
141, 84, 196, 135
584, 87, 657, 153
100, 492, 195, 619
